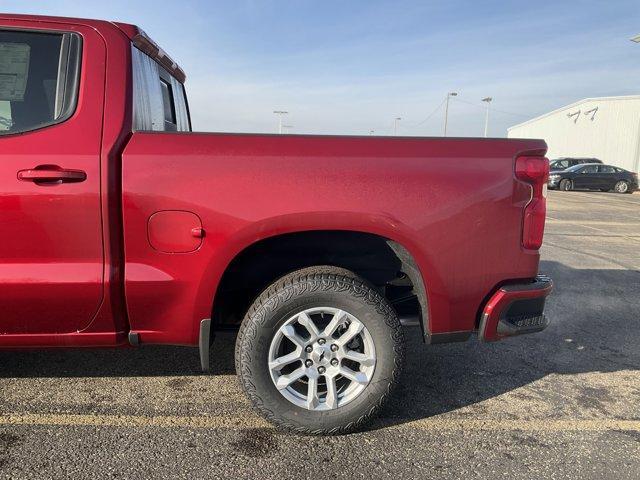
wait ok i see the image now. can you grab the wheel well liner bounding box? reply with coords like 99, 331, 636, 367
211, 230, 429, 338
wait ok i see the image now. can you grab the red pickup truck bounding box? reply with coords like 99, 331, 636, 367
0, 14, 552, 434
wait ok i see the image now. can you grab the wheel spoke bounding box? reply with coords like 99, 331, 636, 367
323, 309, 346, 337
335, 319, 364, 346
275, 366, 306, 390
306, 375, 320, 409
268, 306, 377, 412
339, 366, 369, 385
325, 374, 338, 409
297, 311, 320, 340
343, 349, 375, 367
269, 349, 302, 371
281, 325, 305, 348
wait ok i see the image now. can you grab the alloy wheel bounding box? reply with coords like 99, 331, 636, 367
615, 181, 628, 193
268, 307, 376, 411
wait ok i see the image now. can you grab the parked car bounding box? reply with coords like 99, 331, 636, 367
548, 163, 638, 193
0, 14, 554, 435
549, 157, 603, 171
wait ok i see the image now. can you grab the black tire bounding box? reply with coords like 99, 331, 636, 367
235, 266, 404, 435
614, 180, 630, 194
559, 179, 572, 191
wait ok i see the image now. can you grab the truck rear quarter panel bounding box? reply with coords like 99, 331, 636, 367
121, 132, 545, 345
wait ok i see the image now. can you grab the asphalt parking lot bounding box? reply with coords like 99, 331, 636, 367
1, 190, 639, 479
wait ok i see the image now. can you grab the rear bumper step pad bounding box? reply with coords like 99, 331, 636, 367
479, 275, 553, 342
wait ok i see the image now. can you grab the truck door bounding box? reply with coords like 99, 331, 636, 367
0, 22, 105, 335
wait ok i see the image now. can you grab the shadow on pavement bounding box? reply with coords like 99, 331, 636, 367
0, 260, 638, 429
377, 260, 640, 427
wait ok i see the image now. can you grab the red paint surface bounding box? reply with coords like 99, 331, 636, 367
0, 14, 132, 346
0, 18, 106, 335
0, 14, 549, 348
121, 132, 545, 345
148, 211, 203, 253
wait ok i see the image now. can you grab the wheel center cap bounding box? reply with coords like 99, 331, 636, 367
310, 345, 332, 366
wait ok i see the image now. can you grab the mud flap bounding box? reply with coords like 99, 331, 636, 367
199, 318, 212, 372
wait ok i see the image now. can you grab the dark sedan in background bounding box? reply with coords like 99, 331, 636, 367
550, 157, 603, 172
548, 163, 638, 193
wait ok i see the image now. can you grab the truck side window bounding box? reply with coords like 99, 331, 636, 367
160, 78, 176, 125
132, 46, 190, 132
0, 30, 81, 135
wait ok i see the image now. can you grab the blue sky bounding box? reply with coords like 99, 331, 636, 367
2, 0, 639, 136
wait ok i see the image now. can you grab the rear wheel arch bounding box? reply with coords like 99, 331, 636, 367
210, 230, 430, 338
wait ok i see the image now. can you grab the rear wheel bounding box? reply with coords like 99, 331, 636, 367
559, 179, 572, 191
614, 180, 630, 194
235, 266, 404, 435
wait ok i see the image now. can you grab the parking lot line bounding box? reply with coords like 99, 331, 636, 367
0, 413, 267, 430
551, 192, 640, 207
546, 219, 640, 226
544, 240, 640, 270
1, 413, 638, 432
401, 418, 640, 432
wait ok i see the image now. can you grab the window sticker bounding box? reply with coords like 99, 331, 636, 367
0, 100, 11, 130
0, 43, 30, 101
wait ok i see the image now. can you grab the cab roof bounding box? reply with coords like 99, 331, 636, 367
0, 13, 140, 38
0, 13, 185, 82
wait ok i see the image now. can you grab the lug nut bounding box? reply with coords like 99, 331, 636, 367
305, 359, 313, 367
331, 358, 339, 366
330, 344, 338, 352
305, 345, 313, 353
318, 338, 326, 345
318, 366, 326, 374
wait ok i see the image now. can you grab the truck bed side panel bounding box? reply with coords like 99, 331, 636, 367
121, 132, 545, 345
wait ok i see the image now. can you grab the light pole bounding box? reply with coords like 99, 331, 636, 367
273, 110, 288, 134
482, 97, 492, 137
393, 117, 402, 135
443, 92, 457, 136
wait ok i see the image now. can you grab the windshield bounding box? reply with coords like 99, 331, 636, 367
550, 159, 570, 169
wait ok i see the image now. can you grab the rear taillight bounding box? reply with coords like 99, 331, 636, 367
515, 156, 549, 250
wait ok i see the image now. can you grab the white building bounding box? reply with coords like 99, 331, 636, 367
507, 95, 640, 174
